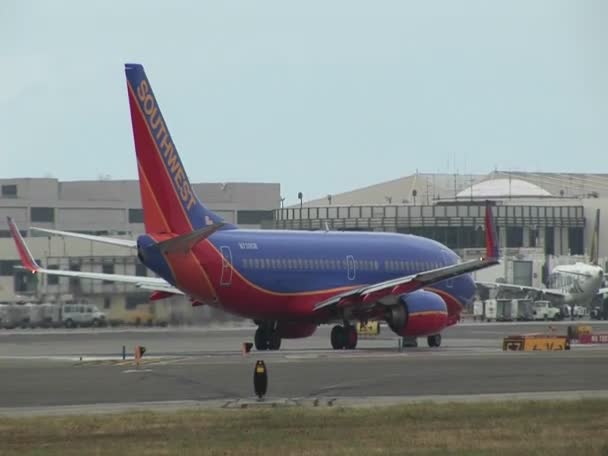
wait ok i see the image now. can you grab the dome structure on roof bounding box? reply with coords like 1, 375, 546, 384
457, 178, 551, 199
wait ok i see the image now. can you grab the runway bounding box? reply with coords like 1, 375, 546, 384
0, 321, 607, 414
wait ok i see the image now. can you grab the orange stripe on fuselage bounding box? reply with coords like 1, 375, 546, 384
409, 310, 449, 317
138, 162, 171, 233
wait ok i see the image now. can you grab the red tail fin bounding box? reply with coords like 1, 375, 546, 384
7, 217, 40, 273
484, 201, 499, 259
124, 64, 234, 234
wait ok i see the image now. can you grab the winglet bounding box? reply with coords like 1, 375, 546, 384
484, 201, 499, 259
7, 217, 40, 273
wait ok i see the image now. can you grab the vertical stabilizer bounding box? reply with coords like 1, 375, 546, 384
124, 63, 235, 234
590, 209, 600, 266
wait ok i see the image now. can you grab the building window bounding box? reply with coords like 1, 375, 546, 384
47, 265, 59, 285
102, 263, 114, 284
30, 207, 55, 223
104, 297, 111, 309
14, 269, 38, 293
506, 227, 524, 248
128, 209, 144, 224
545, 227, 555, 255
0, 230, 26, 238
568, 227, 584, 255
237, 210, 274, 225
135, 263, 147, 277
1, 184, 17, 198
125, 293, 148, 310
529, 229, 538, 248
0, 260, 21, 276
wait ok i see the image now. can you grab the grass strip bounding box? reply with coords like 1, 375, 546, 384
0, 399, 607, 455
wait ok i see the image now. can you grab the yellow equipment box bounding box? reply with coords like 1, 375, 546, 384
567, 324, 592, 339
356, 321, 380, 336
503, 334, 570, 351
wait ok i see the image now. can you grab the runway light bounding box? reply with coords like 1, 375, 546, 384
253, 360, 268, 400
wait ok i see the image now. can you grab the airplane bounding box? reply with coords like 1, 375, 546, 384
7, 63, 500, 351
478, 209, 608, 312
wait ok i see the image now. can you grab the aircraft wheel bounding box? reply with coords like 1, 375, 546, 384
269, 331, 282, 350
254, 327, 268, 351
427, 334, 442, 348
345, 325, 358, 349
330, 325, 346, 349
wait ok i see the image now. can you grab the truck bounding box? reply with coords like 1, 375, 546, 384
483, 299, 497, 322
497, 299, 517, 321
0, 303, 30, 329
515, 299, 534, 321
61, 302, 107, 328
532, 300, 561, 321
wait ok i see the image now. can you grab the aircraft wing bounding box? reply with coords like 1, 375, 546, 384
30, 227, 137, 248
8, 218, 183, 295
476, 281, 567, 298
314, 202, 500, 315
314, 257, 499, 314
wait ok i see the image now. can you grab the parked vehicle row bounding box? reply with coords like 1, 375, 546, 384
0, 302, 106, 329
473, 299, 588, 322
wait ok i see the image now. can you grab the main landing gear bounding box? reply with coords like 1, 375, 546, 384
427, 334, 442, 348
330, 324, 358, 350
254, 322, 281, 351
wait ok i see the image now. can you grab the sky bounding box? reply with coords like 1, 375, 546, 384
1, 1, 607, 204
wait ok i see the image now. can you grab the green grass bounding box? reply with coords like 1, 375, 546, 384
1, 400, 608, 455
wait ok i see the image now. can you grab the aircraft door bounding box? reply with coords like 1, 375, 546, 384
220, 246, 233, 287
347, 255, 356, 281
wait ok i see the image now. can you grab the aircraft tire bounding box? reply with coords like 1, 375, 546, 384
254, 328, 268, 351
330, 325, 346, 349
427, 334, 442, 348
345, 325, 358, 349
270, 332, 282, 350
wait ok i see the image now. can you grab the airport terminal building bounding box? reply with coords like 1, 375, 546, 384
0, 178, 279, 323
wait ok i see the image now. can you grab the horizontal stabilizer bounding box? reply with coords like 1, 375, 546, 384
7, 217, 182, 295
155, 222, 225, 255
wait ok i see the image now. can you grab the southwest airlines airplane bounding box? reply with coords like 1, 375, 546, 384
7, 64, 499, 351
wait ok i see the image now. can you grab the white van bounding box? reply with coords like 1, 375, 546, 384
62, 303, 106, 328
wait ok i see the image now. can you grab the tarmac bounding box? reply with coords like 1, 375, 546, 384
0, 321, 607, 415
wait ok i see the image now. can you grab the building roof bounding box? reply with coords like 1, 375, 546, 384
296, 170, 608, 207
456, 178, 551, 199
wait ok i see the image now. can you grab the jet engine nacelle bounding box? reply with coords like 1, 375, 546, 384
385, 290, 448, 337
276, 321, 318, 339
